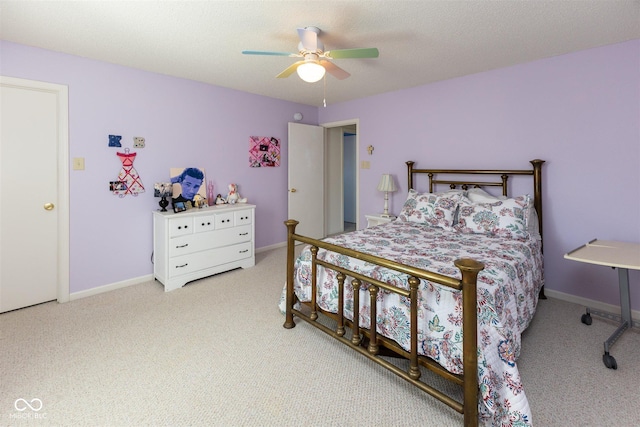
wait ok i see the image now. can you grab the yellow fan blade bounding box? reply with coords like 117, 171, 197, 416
276, 61, 304, 78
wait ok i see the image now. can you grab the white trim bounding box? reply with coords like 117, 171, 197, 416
70, 274, 154, 301
321, 118, 360, 230
0, 76, 70, 304
545, 288, 640, 322
256, 242, 286, 253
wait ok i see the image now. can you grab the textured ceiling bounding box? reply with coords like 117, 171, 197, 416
1, 1, 639, 107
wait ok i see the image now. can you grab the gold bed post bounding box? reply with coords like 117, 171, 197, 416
454, 258, 484, 427
284, 220, 299, 329
530, 159, 545, 245
406, 161, 415, 190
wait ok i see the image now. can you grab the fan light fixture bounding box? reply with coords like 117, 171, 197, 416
297, 62, 325, 83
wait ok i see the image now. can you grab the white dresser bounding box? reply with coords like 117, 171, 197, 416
153, 204, 256, 291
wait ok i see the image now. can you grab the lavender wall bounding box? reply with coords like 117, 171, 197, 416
320, 40, 640, 309
2, 39, 638, 309
0, 41, 317, 293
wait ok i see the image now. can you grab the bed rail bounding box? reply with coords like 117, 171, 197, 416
283, 219, 484, 427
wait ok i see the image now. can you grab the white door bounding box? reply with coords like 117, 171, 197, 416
0, 76, 70, 313
287, 122, 325, 239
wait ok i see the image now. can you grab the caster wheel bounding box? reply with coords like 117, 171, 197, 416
581, 313, 592, 325
603, 353, 617, 370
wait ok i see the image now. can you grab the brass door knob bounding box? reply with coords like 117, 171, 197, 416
290, 188, 297, 193
44, 203, 55, 210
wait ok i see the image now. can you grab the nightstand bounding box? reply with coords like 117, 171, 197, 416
365, 214, 396, 228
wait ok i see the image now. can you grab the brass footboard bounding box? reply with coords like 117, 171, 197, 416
283, 219, 484, 427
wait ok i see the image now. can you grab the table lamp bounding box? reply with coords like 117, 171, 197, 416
154, 182, 173, 212
377, 174, 397, 218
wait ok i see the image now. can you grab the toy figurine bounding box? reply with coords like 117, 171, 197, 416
215, 194, 226, 205
226, 183, 247, 204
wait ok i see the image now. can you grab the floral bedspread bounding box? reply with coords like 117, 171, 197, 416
278, 220, 544, 426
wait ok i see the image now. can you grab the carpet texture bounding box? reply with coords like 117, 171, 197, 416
1, 247, 639, 426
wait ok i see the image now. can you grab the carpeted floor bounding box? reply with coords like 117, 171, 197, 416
1, 246, 639, 426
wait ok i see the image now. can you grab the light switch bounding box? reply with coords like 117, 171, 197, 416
73, 157, 85, 170
361, 161, 370, 169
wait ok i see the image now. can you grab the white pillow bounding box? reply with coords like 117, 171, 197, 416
466, 188, 506, 203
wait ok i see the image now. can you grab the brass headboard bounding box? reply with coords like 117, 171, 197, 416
406, 160, 545, 239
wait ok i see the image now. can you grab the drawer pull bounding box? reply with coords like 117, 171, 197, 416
239, 232, 248, 236
239, 249, 249, 254
176, 263, 188, 268
177, 225, 188, 230
176, 243, 189, 248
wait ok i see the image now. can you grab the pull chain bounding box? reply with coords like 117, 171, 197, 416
323, 74, 327, 107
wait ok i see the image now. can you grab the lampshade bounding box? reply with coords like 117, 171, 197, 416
297, 62, 326, 83
377, 174, 397, 193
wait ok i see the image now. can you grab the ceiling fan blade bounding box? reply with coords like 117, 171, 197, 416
320, 60, 350, 80
297, 27, 318, 52
324, 47, 379, 59
276, 61, 304, 78
242, 50, 299, 57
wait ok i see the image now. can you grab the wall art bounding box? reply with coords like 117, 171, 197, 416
249, 136, 280, 167
170, 167, 207, 208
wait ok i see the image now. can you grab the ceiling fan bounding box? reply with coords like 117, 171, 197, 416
242, 26, 379, 83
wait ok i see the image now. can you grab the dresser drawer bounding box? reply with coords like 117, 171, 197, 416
169, 217, 193, 237
235, 209, 252, 225
169, 241, 253, 278
169, 224, 252, 257
215, 212, 234, 229
194, 214, 216, 233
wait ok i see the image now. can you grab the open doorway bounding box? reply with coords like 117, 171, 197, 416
323, 119, 359, 236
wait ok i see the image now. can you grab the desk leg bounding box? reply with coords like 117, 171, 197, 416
601, 268, 631, 369
619, 268, 631, 327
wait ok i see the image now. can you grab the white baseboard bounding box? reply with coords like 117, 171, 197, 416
545, 288, 640, 322
69, 274, 154, 301
256, 241, 286, 253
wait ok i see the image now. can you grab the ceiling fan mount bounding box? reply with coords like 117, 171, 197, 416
242, 26, 379, 83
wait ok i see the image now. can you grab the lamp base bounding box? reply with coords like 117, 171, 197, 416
159, 196, 169, 212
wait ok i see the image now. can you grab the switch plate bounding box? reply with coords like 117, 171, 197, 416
72, 157, 85, 170
133, 137, 145, 148
361, 161, 370, 169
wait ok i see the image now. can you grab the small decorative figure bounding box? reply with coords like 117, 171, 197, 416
109, 135, 122, 147
226, 183, 248, 204
215, 194, 226, 205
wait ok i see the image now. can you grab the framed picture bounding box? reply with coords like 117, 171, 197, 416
172, 200, 187, 213
170, 167, 207, 208
249, 136, 280, 167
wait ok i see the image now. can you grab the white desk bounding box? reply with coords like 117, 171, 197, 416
565, 239, 640, 369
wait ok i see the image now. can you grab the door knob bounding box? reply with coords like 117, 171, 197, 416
290, 188, 297, 193
44, 203, 55, 211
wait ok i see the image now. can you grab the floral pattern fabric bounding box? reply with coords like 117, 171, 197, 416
397, 189, 463, 230
455, 195, 531, 240
279, 220, 543, 426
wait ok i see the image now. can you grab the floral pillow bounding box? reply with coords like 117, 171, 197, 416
455, 195, 531, 239
398, 189, 462, 230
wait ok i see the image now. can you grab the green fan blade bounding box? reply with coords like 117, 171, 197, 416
324, 48, 379, 59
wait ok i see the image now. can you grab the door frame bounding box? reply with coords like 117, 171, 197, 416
1, 76, 70, 304
321, 118, 360, 230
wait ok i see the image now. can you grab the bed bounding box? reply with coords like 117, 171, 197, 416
279, 159, 545, 427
